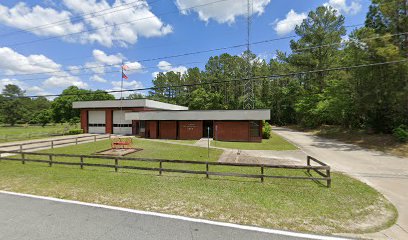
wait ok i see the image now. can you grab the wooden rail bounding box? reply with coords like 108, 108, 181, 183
0, 135, 110, 152
0, 150, 332, 187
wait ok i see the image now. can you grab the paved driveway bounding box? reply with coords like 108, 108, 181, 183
0, 192, 345, 240
273, 127, 408, 240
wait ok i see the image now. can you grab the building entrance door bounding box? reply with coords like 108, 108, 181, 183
203, 121, 213, 138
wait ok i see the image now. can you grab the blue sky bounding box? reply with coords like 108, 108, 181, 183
0, 0, 371, 98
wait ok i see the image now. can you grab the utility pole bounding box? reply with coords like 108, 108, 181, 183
243, 0, 255, 110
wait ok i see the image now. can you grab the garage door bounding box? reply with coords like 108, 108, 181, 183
113, 110, 132, 135
88, 111, 106, 134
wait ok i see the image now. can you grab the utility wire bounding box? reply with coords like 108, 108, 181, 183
2, 58, 406, 99
12, 61, 203, 82
0, 0, 162, 38
2, 31, 404, 79
3, 0, 231, 48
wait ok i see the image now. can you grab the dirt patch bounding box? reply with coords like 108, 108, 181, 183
219, 149, 303, 165
94, 148, 143, 156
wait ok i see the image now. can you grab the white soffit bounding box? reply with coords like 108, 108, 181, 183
125, 110, 270, 121
72, 99, 188, 111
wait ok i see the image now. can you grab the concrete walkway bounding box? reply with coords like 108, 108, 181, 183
273, 127, 408, 240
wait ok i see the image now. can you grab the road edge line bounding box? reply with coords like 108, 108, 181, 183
0, 190, 348, 240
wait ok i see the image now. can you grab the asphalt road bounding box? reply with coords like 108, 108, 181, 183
0, 192, 344, 240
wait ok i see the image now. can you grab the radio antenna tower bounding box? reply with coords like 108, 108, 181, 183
243, 0, 255, 110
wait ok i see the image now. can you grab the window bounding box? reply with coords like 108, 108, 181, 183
113, 124, 132, 128
139, 121, 145, 133
88, 123, 106, 127
250, 121, 260, 137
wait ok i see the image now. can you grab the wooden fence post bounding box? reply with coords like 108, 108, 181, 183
261, 166, 264, 183
80, 156, 84, 169
49, 155, 53, 167
115, 158, 118, 172
51, 141, 54, 149
22, 153, 25, 165
159, 161, 162, 175
326, 169, 331, 188
94, 135, 97, 142
206, 162, 209, 178
19, 144, 23, 152
307, 156, 311, 174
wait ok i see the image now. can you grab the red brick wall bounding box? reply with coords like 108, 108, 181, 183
159, 121, 177, 139
80, 110, 88, 133
178, 121, 203, 140
105, 109, 113, 134
214, 121, 250, 142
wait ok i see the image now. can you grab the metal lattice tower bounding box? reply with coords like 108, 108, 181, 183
243, 0, 255, 110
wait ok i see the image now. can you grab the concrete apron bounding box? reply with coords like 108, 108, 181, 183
273, 127, 408, 240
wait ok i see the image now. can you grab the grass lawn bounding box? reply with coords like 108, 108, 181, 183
290, 125, 408, 158
0, 140, 397, 235
0, 124, 79, 143
211, 131, 297, 150
145, 139, 198, 145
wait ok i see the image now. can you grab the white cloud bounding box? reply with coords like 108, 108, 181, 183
273, 10, 307, 36
0, 78, 51, 96
0, 2, 84, 37
324, 0, 362, 15
109, 80, 144, 98
63, 0, 173, 47
175, 0, 270, 24
0, 0, 172, 47
67, 65, 82, 74
42, 73, 88, 89
93, 49, 123, 65
90, 74, 108, 83
0, 47, 61, 75
124, 61, 143, 74
0, 47, 87, 91
152, 61, 188, 78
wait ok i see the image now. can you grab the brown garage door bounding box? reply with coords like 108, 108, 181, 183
214, 121, 249, 142
159, 121, 177, 139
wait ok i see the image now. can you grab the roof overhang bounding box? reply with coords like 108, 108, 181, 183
72, 99, 188, 111
125, 109, 270, 121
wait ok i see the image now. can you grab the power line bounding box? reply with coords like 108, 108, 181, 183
11, 61, 203, 82
0, 0, 162, 38
293, 31, 408, 52
2, 30, 404, 79
2, 0, 232, 48
3, 58, 406, 99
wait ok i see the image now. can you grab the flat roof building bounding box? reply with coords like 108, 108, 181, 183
73, 99, 270, 142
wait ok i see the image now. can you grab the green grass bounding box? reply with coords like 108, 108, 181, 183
146, 139, 198, 145
0, 139, 397, 234
211, 132, 297, 150
0, 124, 79, 143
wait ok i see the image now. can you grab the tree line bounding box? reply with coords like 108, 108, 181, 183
148, 2, 408, 134
1, 1, 407, 135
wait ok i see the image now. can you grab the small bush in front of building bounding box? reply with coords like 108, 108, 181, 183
262, 121, 272, 139
393, 125, 408, 143
66, 129, 84, 135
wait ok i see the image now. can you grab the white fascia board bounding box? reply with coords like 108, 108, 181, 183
72, 99, 187, 110
144, 99, 188, 110
125, 110, 270, 121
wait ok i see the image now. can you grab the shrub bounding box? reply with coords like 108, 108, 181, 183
393, 125, 408, 143
262, 121, 272, 139
66, 129, 84, 135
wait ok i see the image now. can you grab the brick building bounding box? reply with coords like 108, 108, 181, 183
73, 99, 270, 142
